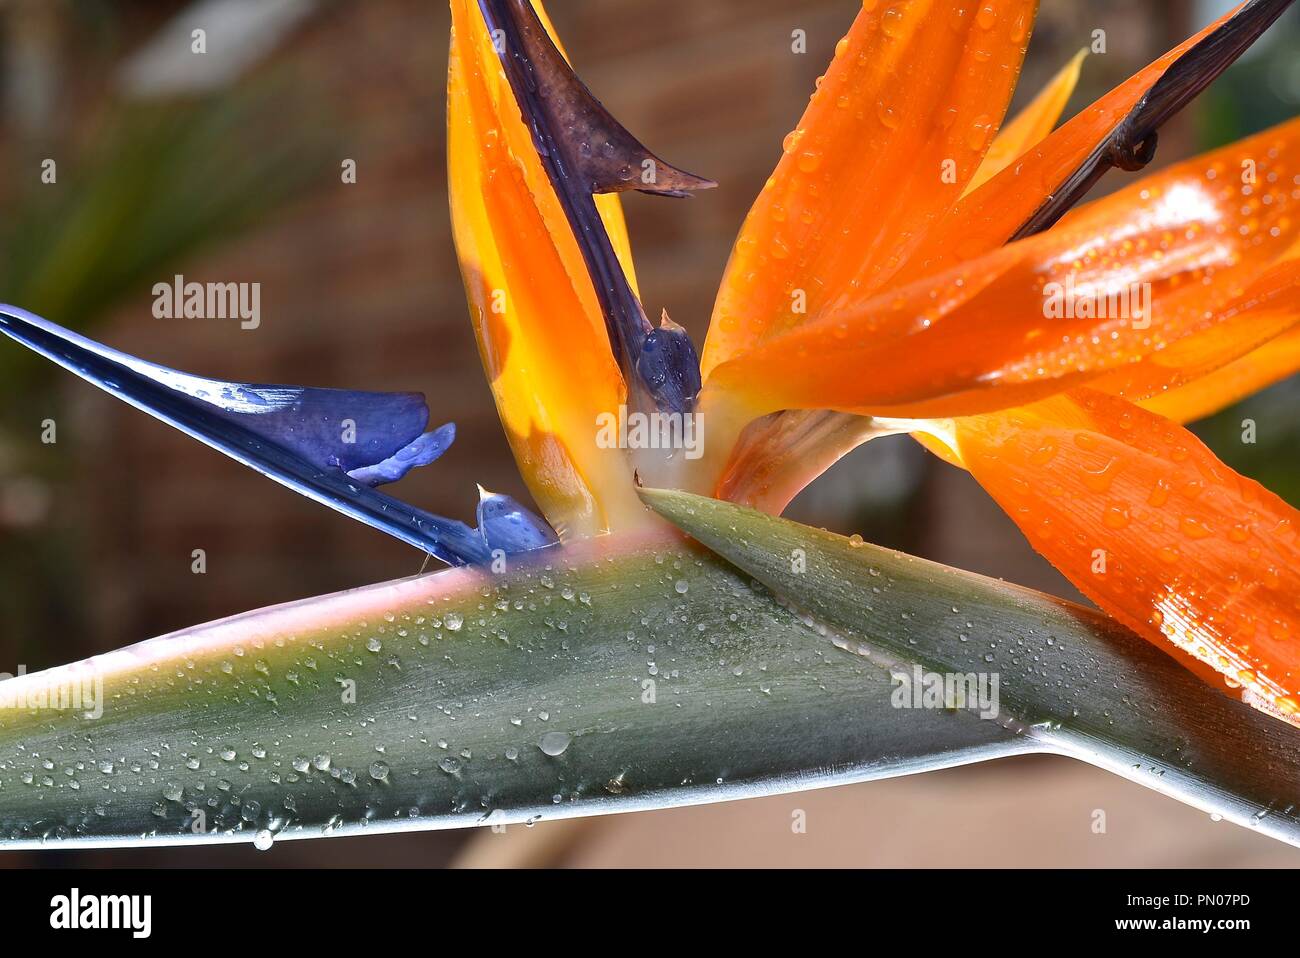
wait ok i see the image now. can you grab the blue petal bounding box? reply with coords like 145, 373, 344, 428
347, 423, 455, 487
636, 322, 702, 413
0, 306, 489, 566
476, 487, 560, 555
236, 386, 431, 475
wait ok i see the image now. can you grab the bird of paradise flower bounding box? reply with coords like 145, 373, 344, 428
447, 0, 1300, 726
2, 0, 1299, 849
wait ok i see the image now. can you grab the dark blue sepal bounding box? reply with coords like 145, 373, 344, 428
476, 486, 560, 556
636, 312, 701, 413
0, 305, 490, 566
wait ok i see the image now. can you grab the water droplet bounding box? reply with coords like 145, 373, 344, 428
966, 114, 994, 152
1102, 505, 1130, 530
539, 731, 572, 757
881, 4, 907, 38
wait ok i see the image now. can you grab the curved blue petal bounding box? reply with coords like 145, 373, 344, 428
476, 487, 560, 556
231, 386, 431, 475
0, 306, 489, 566
347, 423, 456, 487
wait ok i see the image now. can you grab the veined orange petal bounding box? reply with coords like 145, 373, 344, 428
1141, 325, 1300, 423
896, 0, 1276, 283
965, 47, 1086, 196
954, 389, 1300, 726
712, 411, 884, 511
701, 0, 1038, 378
448, 0, 644, 538
701, 116, 1300, 421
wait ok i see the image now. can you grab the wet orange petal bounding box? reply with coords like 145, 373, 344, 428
1088, 248, 1300, 406
954, 389, 1300, 726
701, 0, 1038, 377
701, 116, 1300, 421
448, 0, 643, 537
1140, 325, 1300, 424
895, 0, 1270, 283
965, 47, 1086, 196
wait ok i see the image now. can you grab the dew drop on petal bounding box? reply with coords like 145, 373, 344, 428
539, 731, 571, 757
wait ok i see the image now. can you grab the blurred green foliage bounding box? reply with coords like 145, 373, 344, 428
0, 89, 327, 388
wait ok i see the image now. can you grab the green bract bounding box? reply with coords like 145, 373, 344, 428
0, 493, 1294, 849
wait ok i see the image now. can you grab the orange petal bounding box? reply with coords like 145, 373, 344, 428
895, 0, 1275, 283
701, 0, 1038, 378
712, 410, 884, 511
965, 47, 1086, 196
1088, 248, 1300, 406
954, 389, 1300, 726
701, 116, 1300, 421
448, 0, 644, 537
1140, 324, 1300, 424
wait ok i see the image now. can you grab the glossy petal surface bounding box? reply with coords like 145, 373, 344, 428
702, 117, 1300, 420
702, 0, 1038, 377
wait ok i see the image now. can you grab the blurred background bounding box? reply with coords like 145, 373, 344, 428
0, 0, 1297, 867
